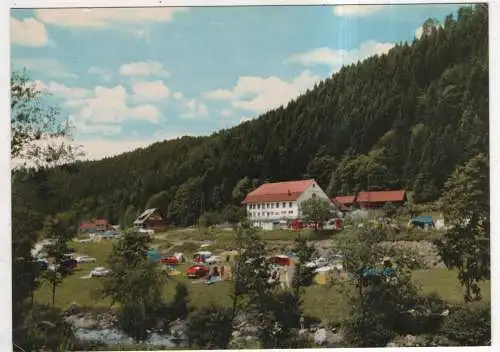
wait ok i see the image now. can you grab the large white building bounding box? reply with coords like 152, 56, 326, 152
241, 179, 332, 230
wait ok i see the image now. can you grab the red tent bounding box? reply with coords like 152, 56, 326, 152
268, 255, 291, 266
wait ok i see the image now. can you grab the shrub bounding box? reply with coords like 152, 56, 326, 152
440, 302, 491, 346
186, 305, 233, 349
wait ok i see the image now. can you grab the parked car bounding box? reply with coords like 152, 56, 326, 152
61, 258, 78, 269
160, 256, 179, 265
90, 267, 111, 277
186, 265, 210, 278
205, 255, 221, 264
75, 255, 97, 264
305, 257, 329, 268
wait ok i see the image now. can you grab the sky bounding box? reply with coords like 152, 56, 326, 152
10, 4, 465, 161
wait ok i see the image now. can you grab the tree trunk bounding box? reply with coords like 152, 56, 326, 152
52, 271, 57, 306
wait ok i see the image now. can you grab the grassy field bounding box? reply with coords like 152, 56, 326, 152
35, 235, 490, 324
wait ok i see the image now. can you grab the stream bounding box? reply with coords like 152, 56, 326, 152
74, 327, 185, 348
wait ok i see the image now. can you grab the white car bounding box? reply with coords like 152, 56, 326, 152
90, 267, 111, 277
305, 257, 329, 268
76, 256, 96, 264
205, 255, 221, 264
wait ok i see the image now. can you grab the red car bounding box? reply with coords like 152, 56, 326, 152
160, 256, 179, 265
186, 265, 210, 278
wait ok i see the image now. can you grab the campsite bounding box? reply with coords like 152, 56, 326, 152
33, 213, 490, 316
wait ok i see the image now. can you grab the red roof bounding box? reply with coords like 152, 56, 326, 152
357, 190, 406, 203
79, 222, 96, 229
335, 195, 356, 205
242, 179, 316, 204
79, 218, 109, 229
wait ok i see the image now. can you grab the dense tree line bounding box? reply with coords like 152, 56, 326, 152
13, 5, 488, 228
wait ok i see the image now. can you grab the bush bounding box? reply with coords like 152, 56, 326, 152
186, 305, 233, 349
440, 302, 491, 346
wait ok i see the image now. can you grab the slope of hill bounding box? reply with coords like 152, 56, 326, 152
12, 5, 488, 227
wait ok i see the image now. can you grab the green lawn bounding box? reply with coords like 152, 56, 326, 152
35, 239, 490, 323
413, 268, 491, 304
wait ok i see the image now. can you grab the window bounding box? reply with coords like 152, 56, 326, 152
289, 202, 293, 208
276, 203, 279, 208
267, 203, 270, 209
271, 203, 275, 209
282, 202, 286, 208
257, 204, 260, 209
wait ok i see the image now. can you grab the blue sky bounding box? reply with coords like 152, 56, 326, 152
10, 4, 464, 160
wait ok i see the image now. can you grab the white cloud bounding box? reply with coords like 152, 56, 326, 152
333, 5, 384, 17
128, 104, 162, 123
35, 7, 188, 28
287, 40, 395, 72
173, 92, 184, 100
119, 61, 170, 77
76, 123, 122, 136
76, 130, 195, 161
34, 80, 89, 100
205, 70, 320, 113
204, 89, 234, 100
69, 84, 163, 126
131, 80, 170, 102
12, 58, 78, 79
221, 109, 232, 117
88, 66, 112, 82
182, 99, 208, 118
240, 116, 256, 123
10, 17, 49, 47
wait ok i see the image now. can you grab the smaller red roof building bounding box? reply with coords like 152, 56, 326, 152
79, 218, 109, 232
242, 179, 316, 204
356, 190, 407, 208
334, 195, 357, 207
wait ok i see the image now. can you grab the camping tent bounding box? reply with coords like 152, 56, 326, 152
268, 255, 292, 266
193, 251, 213, 263
410, 216, 435, 228
147, 249, 161, 263
314, 266, 334, 285
220, 250, 239, 263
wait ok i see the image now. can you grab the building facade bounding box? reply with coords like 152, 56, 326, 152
134, 208, 169, 233
242, 179, 332, 230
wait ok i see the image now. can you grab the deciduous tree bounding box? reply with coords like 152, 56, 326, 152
300, 197, 333, 231
435, 153, 489, 302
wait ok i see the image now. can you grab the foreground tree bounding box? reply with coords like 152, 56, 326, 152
230, 221, 273, 323
101, 230, 166, 342
291, 235, 316, 298
11, 70, 82, 169
186, 305, 233, 349
300, 197, 333, 231
439, 301, 491, 346
40, 212, 77, 306
11, 69, 83, 351
435, 153, 489, 302
14, 304, 76, 352
341, 228, 450, 347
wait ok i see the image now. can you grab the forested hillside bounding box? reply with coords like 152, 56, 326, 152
12, 5, 488, 227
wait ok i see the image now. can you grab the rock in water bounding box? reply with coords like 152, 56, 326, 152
314, 328, 327, 345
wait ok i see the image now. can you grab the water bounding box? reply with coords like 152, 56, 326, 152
74, 328, 181, 348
